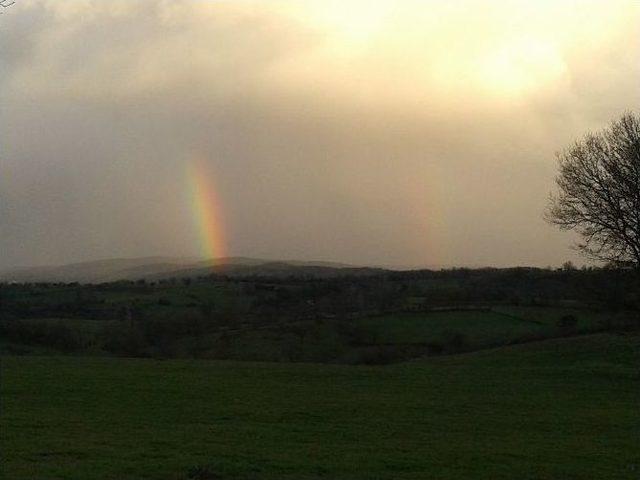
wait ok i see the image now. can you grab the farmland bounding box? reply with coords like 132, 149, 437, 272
1, 333, 638, 480
1, 268, 637, 363
1, 267, 638, 479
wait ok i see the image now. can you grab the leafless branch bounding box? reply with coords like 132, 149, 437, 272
546, 112, 640, 269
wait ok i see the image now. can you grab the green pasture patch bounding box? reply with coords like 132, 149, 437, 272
2, 333, 637, 480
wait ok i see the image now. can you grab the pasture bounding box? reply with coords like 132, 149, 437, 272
2, 333, 638, 480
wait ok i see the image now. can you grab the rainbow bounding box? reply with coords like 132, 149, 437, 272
186, 157, 227, 263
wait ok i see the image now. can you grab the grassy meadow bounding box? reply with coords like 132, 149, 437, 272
1, 270, 638, 479
2, 332, 638, 480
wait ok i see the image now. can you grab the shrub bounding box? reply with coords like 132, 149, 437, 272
445, 332, 467, 353
427, 342, 444, 355
187, 465, 221, 480
557, 314, 578, 334
100, 324, 149, 357
0, 319, 86, 352
353, 346, 405, 365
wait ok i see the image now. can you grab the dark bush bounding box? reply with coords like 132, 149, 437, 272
446, 332, 467, 353
0, 319, 86, 352
187, 465, 222, 480
557, 314, 578, 334
100, 324, 149, 357
427, 342, 444, 355
353, 346, 405, 365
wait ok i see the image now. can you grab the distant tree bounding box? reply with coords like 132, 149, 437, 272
546, 112, 640, 269
557, 314, 578, 334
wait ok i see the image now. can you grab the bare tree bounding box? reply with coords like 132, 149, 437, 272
0, 0, 16, 14
546, 112, 640, 269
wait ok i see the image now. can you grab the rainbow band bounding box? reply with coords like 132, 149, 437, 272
187, 158, 227, 262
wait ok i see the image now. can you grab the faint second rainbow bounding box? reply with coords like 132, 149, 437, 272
186, 156, 227, 263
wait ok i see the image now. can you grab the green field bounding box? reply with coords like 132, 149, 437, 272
4, 305, 630, 364
157, 306, 633, 364
354, 310, 546, 344
2, 333, 638, 480
355, 306, 633, 345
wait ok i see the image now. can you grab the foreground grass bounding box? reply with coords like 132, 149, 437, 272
1, 333, 638, 480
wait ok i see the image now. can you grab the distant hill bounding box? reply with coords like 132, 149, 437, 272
0, 257, 380, 283
0, 257, 195, 283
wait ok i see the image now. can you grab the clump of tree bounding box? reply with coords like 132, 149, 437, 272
557, 314, 578, 335
546, 112, 640, 269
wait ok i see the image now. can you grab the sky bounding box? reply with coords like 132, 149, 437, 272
1, 0, 639, 269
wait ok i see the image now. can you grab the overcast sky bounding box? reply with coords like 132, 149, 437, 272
1, 0, 639, 269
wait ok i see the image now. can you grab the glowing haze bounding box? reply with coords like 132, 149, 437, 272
1, 0, 639, 269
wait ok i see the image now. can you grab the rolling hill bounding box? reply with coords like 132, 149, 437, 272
0, 257, 378, 283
